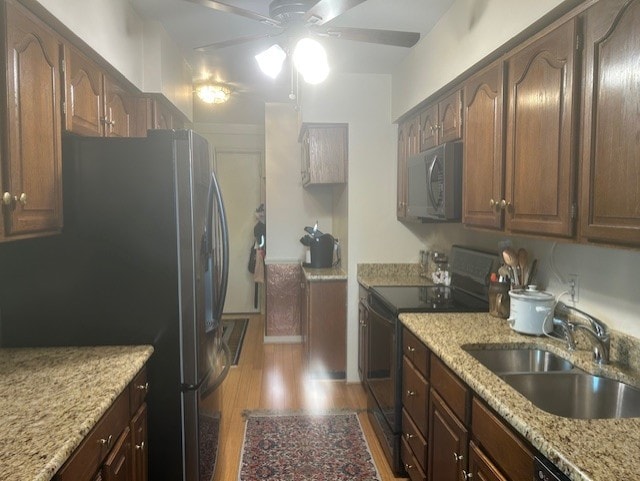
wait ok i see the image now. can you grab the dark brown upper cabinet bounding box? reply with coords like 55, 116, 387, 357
419, 90, 462, 151
579, 0, 640, 246
462, 60, 505, 230
299, 122, 348, 187
1, 0, 63, 239
504, 18, 579, 238
397, 114, 420, 219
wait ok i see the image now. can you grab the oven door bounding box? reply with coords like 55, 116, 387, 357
365, 296, 403, 472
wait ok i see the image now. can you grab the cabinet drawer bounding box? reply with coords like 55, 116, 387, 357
430, 355, 470, 425
402, 408, 427, 471
56, 388, 130, 481
402, 328, 429, 378
402, 356, 429, 433
401, 436, 427, 481
472, 398, 534, 481
129, 366, 148, 415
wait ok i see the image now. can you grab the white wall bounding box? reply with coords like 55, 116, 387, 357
35, 0, 192, 119
392, 0, 566, 120
264, 103, 334, 263
301, 73, 427, 381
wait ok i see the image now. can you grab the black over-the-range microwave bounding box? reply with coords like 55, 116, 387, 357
406, 142, 462, 222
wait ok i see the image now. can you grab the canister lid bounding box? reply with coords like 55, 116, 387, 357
508, 289, 555, 301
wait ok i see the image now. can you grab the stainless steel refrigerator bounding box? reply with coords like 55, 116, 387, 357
0, 130, 230, 481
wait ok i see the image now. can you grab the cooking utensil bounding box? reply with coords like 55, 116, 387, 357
527, 259, 538, 285
502, 248, 519, 286
518, 248, 529, 286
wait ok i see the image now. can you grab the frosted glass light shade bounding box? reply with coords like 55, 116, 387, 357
293, 37, 329, 84
195, 84, 231, 104
255, 44, 286, 78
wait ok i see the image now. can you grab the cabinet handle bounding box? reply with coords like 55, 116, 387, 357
18, 193, 27, 206
404, 463, 414, 471
499, 199, 511, 211
463, 470, 473, 480
406, 345, 415, 353
406, 389, 416, 397
405, 432, 415, 440
453, 452, 463, 462
136, 441, 145, 451
98, 434, 113, 448
136, 382, 149, 391
2, 192, 12, 205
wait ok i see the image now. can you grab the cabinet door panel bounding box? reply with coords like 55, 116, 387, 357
420, 104, 438, 151
3, 0, 63, 237
397, 115, 420, 218
429, 390, 468, 481
463, 61, 505, 229
103, 427, 133, 481
505, 19, 578, 237
103, 75, 132, 138
580, 0, 640, 245
63, 45, 103, 136
131, 404, 148, 481
439, 90, 463, 144
469, 441, 509, 481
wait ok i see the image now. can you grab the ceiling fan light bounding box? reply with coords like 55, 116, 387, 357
255, 44, 286, 78
301, 58, 329, 84
195, 83, 231, 104
292, 37, 327, 78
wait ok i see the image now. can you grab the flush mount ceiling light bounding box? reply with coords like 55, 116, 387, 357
195, 83, 232, 104
255, 37, 329, 84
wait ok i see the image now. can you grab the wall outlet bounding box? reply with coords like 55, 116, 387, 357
568, 274, 579, 303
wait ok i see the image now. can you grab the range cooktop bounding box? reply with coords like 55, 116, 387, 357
369, 246, 498, 315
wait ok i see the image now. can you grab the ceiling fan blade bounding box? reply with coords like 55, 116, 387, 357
313, 26, 420, 47
303, 0, 367, 26
195, 32, 281, 51
183, 0, 281, 27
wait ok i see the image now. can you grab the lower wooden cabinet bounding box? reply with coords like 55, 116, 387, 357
55, 367, 149, 481
301, 278, 346, 378
429, 389, 469, 481
469, 441, 509, 481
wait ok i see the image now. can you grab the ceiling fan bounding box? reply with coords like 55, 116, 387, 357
184, 0, 421, 51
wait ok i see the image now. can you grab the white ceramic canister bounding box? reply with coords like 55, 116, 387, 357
507, 287, 555, 335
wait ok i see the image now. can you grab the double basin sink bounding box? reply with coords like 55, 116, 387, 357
464, 347, 640, 419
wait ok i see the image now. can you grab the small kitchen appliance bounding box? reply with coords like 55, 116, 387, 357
508, 287, 556, 335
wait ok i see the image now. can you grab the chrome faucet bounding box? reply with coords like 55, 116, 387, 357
555, 302, 610, 364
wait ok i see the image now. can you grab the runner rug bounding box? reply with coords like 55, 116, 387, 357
222, 318, 248, 365
238, 411, 381, 481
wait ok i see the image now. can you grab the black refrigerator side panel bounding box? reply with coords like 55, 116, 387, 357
0, 134, 184, 481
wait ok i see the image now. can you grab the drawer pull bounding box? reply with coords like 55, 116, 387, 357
407, 346, 416, 353
463, 470, 473, 480
404, 463, 414, 471
405, 432, 415, 440
136, 441, 145, 451
98, 434, 113, 448
406, 390, 416, 397
453, 452, 463, 462
136, 382, 149, 391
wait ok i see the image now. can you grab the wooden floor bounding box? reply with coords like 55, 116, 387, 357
214, 314, 405, 481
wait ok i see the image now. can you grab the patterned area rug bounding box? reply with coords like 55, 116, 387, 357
222, 318, 248, 365
239, 412, 381, 481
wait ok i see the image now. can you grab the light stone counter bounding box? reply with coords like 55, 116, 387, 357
0, 345, 154, 481
302, 264, 347, 281
400, 312, 640, 481
357, 263, 430, 288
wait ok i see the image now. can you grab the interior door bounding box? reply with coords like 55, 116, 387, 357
215, 151, 262, 313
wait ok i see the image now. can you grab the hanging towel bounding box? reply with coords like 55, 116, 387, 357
254, 248, 265, 284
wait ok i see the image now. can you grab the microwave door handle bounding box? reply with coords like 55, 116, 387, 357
427, 156, 439, 209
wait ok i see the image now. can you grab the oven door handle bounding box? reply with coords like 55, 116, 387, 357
367, 302, 395, 325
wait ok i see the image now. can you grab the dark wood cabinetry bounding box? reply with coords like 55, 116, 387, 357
63, 46, 141, 138
55, 366, 149, 481
397, 114, 420, 219
504, 18, 579, 238
358, 287, 369, 384
579, 0, 640, 246
1, 0, 63, 239
462, 60, 505, 230
429, 390, 469, 481
299, 123, 348, 186
420, 90, 463, 151
468, 441, 509, 481
301, 278, 346, 378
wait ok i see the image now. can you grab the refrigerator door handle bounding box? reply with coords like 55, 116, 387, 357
205, 171, 229, 326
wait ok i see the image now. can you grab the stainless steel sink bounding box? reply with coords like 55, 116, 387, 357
501, 372, 640, 419
465, 347, 574, 374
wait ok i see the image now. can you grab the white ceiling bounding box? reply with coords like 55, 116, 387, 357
130, 0, 455, 120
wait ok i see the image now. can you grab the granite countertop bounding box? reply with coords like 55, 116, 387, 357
400, 312, 640, 481
302, 264, 347, 281
357, 263, 430, 288
0, 345, 154, 481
